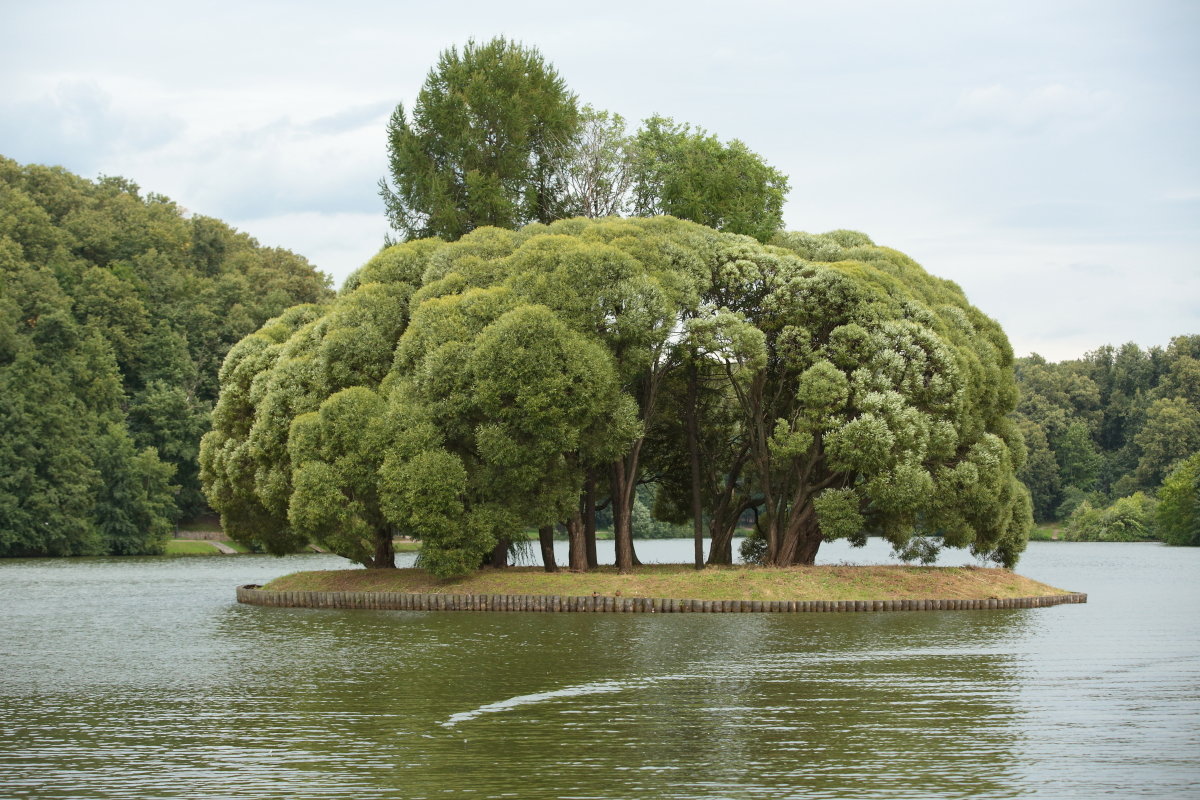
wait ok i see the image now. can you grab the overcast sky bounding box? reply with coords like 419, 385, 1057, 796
2, 0, 1196, 361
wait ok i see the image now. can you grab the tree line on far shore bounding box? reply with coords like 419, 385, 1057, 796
0, 157, 332, 556
1014, 340, 1200, 545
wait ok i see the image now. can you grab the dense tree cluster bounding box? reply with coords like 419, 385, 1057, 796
202, 218, 1031, 577
0, 158, 332, 556
1013, 337, 1200, 542
380, 38, 789, 245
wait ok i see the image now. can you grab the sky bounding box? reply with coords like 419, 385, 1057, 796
2, 0, 1196, 361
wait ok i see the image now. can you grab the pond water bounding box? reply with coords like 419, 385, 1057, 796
1, 540, 1197, 799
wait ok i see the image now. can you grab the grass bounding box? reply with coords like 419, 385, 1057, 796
1028, 526, 1060, 541
262, 564, 1072, 602
165, 539, 225, 555
165, 538, 253, 555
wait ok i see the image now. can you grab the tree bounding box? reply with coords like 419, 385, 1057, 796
1055, 420, 1103, 492
630, 115, 789, 242
555, 105, 634, 219
0, 156, 333, 553
680, 230, 1029, 567
1157, 452, 1200, 546
1134, 397, 1200, 489
380, 37, 581, 242
205, 218, 1029, 575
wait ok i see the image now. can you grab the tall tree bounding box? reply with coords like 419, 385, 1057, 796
380, 37, 580, 242
630, 115, 789, 243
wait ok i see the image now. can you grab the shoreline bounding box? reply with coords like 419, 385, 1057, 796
241, 565, 1086, 613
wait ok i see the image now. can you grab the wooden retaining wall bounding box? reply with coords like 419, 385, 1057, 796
236, 585, 1087, 613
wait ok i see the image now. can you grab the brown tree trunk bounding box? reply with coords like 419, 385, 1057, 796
489, 537, 510, 568
369, 533, 395, 568
706, 516, 735, 565
612, 461, 634, 573
686, 363, 705, 570
538, 526, 558, 572
794, 529, 822, 565
584, 474, 598, 569
566, 511, 588, 571
771, 505, 822, 566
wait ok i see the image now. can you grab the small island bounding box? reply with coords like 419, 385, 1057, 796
238, 565, 1086, 613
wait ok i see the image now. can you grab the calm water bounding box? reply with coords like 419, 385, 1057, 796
1, 540, 1197, 799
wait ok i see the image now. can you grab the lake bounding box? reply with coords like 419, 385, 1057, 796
1, 539, 1197, 798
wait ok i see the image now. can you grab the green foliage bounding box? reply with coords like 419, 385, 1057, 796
1135, 397, 1200, 489
380, 42, 791, 246
1013, 336, 1200, 525
1157, 452, 1200, 546
206, 218, 1029, 575
0, 157, 331, 557
556, 105, 635, 219
1064, 492, 1158, 542
630, 115, 789, 242
380, 37, 580, 241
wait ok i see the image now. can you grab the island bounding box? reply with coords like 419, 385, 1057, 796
237, 565, 1086, 613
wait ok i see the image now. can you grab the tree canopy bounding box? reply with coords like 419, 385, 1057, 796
203, 218, 1030, 576
0, 157, 332, 556
380, 37, 580, 241
630, 115, 790, 242
380, 39, 790, 244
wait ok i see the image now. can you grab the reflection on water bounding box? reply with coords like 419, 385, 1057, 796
1, 542, 1198, 798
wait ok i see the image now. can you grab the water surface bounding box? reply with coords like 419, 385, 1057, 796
1, 541, 1196, 798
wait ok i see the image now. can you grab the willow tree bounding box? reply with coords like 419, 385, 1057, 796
200, 242, 442, 565
202, 217, 1031, 575
698, 230, 1031, 566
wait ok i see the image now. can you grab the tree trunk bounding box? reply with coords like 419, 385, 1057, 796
686, 362, 705, 570
538, 525, 558, 572
706, 516, 735, 565
489, 537, 510, 568
369, 533, 395, 568
611, 461, 634, 573
771, 505, 821, 566
566, 512, 588, 571
584, 474, 598, 569
794, 528, 822, 565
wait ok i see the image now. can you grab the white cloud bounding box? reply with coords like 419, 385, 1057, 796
232, 211, 391, 290
0, 80, 184, 172
955, 83, 1119, 134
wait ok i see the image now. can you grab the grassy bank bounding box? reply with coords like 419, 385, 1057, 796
262, 564, 1071, 603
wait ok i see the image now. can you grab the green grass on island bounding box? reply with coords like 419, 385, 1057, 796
262, 564, 1071, 603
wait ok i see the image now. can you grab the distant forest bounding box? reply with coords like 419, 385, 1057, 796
0, 157, 332, 556
1014, 340, 1200, 543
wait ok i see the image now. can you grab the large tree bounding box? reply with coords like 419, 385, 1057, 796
380, 37, 580, 242
204, 218, 1029, 575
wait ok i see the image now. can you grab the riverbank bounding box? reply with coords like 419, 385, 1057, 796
262, 564, 1073, 603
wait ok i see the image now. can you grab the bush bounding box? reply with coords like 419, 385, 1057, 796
739, 532, 768, 565
1157, 452, 1200, 546
1064, 492, 1158, 542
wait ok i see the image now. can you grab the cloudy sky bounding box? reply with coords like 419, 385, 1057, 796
2, 0, 1196, 360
